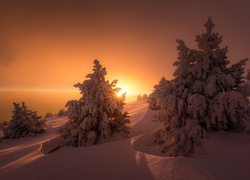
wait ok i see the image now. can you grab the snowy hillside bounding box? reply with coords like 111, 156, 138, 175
1, 100, 250, 179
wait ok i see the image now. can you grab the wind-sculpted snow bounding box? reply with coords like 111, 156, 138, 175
130, 110, 160, 137
1, 100, 250, 179
0, 117, 68, 172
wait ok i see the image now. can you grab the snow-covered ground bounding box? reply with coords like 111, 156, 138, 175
1, 100, 250, 179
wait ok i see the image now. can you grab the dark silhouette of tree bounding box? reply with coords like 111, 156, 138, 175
151, 18, 250, 156
3, 102, 46, 138
58, 60, 130, 147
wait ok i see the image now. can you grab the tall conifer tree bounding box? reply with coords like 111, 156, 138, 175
151, 18, 250, 156
58, 60, 130, 146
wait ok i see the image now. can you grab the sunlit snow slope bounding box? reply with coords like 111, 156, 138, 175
1, 100, 250, 180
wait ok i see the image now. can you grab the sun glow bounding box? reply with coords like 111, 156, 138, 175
116, 88, 127, 97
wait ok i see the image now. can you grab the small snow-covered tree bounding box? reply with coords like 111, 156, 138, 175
58, 60, 130, 147
3, 102, 46, 138
57, 109, 66, 117
44, 112, 54, 118
151, 18, 250, 156
137, 94, 148, 101
137, 95, 142, 101
148, 77, 173, 110
142, 94, 148, 100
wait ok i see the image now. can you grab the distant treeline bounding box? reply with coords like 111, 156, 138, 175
136, 94, 148, 101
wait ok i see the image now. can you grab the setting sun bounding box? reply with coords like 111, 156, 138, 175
116, 88, 127, 97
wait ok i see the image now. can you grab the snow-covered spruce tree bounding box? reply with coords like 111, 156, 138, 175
142, 94, 148, 100
57, 109, 66, 117
44, 112, 54, 118
152, 18, 250, 156
137, 94, 142, 101
3, 102, 46, 138
57, 60, 130, 147
148, 77, 173, 110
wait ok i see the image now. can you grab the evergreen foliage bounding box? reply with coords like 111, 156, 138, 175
57, 109, 66, 117
137, 94, 142, 101
137, 94, 148, 101
142, 94, 148, 99
57, 60, 130, 147
245, 69, 250, 80
3, 102, 46, 138
44, 112, 54, 118
150, 18, 250, 156
148, 77, 171, 110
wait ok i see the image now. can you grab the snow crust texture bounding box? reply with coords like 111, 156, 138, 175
1, 101, 250, 180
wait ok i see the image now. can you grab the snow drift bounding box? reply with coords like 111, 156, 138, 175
1, 100, 250, 179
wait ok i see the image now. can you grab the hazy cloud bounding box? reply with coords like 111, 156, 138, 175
0, 42, 16, 66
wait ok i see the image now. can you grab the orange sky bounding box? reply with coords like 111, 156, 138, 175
0, 0, 250, 102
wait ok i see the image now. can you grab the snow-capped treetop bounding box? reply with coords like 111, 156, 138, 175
204, 17, 214, 34
74, 60, 125, 118
196, 17, 223, 52
85, 59, 107, 82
